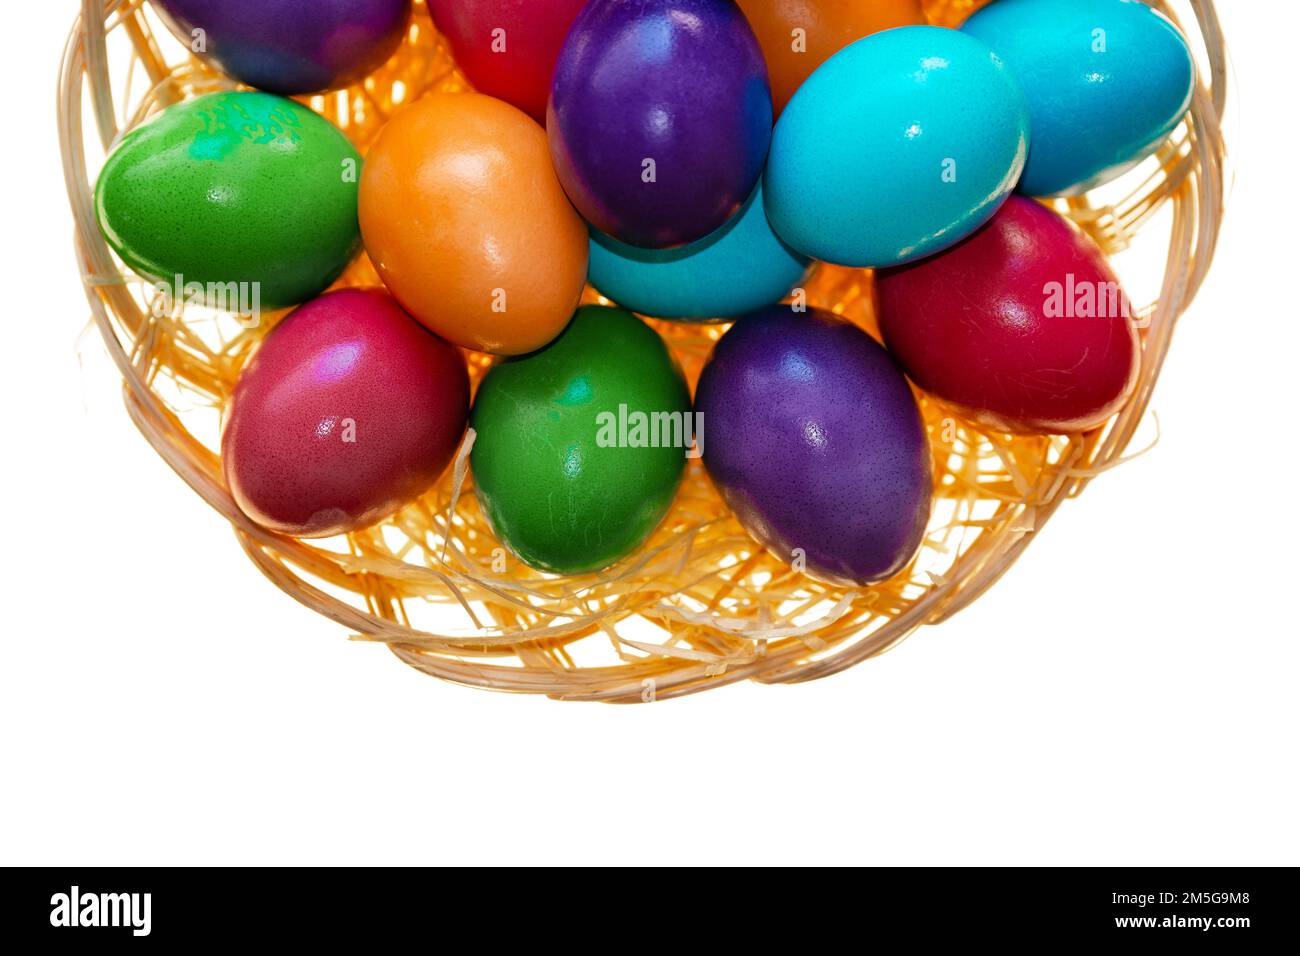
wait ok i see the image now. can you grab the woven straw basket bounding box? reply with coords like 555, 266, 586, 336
59, 0, 1229, 702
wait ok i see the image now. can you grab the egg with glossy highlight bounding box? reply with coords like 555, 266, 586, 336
696, 306, 932, 585
359, 92, 589, 355
876, 196, 1140, 433
547, 0, 774, 249
471, 306, 692, 575
764, 25, 1030, 268
587, 182, 809, 322
962, 0, 1196, 196
95, 91, 361, 310
222, 289, 469, 537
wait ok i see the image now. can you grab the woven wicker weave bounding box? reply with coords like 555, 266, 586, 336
59, 0, 1229, 702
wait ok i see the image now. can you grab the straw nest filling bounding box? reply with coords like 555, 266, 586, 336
59, 0, 1229, 702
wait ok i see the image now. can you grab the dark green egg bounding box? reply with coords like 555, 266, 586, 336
94, 91, 361, 310
471, 305, 693, 574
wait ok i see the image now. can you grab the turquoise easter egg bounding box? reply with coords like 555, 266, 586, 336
587, 182, 810, 322
763, 25, 1029, 268
962, 0, 1195, 197
95, 91, 361, 310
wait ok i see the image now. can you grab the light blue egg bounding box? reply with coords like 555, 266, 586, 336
587, 182, 810, 322
962, 0, 1195, 197
763, 25, 1029, 269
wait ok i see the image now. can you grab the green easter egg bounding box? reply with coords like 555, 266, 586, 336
471, 305, 693, 575
94, 91, 360, 310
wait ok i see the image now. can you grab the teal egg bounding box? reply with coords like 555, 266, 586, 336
763, 25, 1029, 269
95, 91, 361, 310
962, 0, 1195, 197
587, 182, 810, 322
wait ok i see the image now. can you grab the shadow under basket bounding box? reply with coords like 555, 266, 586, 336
60, 0, 1229, 703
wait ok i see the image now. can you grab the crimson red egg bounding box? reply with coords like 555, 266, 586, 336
222, 288, 469, 537
429, 0, 587, 124
876, 196, 1140, 434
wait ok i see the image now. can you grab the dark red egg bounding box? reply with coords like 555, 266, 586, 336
429, 0, 587, 124
876, 196, 1140, 434
222, 288, 469, 537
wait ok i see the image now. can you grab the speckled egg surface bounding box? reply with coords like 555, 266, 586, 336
587, 182, 809, 322
153, 0, 412, 95
222, 289, 469, 538
764, 25, 1030, 268
962, 0, 1195, 197
695, 306, 932, 586
94, 91, 361, 310
471, 305, 692, 575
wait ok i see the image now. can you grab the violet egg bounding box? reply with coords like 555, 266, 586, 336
152, 0, 412, 95
696, 306, 931, 585
547, 0, 773, 249
222, 289, 469, 537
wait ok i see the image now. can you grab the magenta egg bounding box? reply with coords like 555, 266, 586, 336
876, 196, 1139, 433
222, 289, 469, 537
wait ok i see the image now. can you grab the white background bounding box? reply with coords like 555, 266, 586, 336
0, 2, 1295, 866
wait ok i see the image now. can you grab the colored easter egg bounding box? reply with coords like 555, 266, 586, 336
222, 289, 469, 538
548, 0, 773, 249
736, 0, 925, 115
876, 196, 1139, 433
428, 0, 587, 124
764, 25, 1029, 268
95, 91, 361, 310
962, 0, 1195, 196
471, 306, 692, 574
359, 92, 588, 356
587, 182, 809, 322
696, 306, 931, 585
153, 0, 411, 95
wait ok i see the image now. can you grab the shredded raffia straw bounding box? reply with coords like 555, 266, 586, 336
60, 0, 1229, 702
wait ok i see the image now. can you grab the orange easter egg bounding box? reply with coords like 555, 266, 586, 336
737, 0, 926, 114
359, 92, 588, 355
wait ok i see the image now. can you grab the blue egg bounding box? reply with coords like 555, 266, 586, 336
962, 0, 1195, 197
763, 25, 1029, 269
587, 182, 810, 322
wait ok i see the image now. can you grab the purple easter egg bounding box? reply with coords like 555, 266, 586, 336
153, 0, 412, 95
696, 306, 932, 585
547, 0, 773, 249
